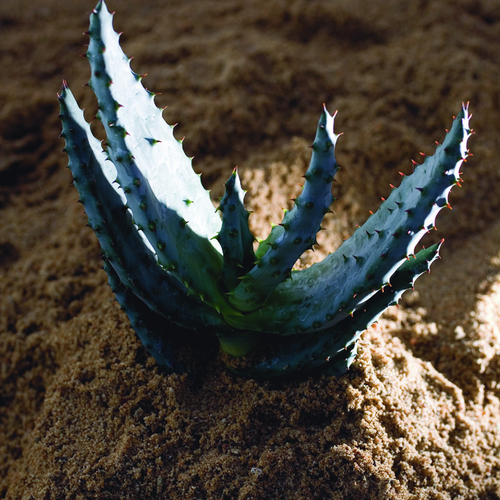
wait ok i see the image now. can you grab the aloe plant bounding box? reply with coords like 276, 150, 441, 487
58, 0, 472, 378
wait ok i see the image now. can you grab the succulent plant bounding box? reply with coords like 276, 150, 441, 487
58, 0, 472, 378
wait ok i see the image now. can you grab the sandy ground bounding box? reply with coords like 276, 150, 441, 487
1, 0, 500, 498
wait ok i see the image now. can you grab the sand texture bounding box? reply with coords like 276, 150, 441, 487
1, 0, 500, 498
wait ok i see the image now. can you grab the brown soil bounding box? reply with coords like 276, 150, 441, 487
1, 0, 500, 498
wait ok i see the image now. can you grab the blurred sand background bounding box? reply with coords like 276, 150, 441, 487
1, 0, 500, 498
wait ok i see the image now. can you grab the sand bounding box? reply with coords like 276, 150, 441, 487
1, 0, 500, 498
